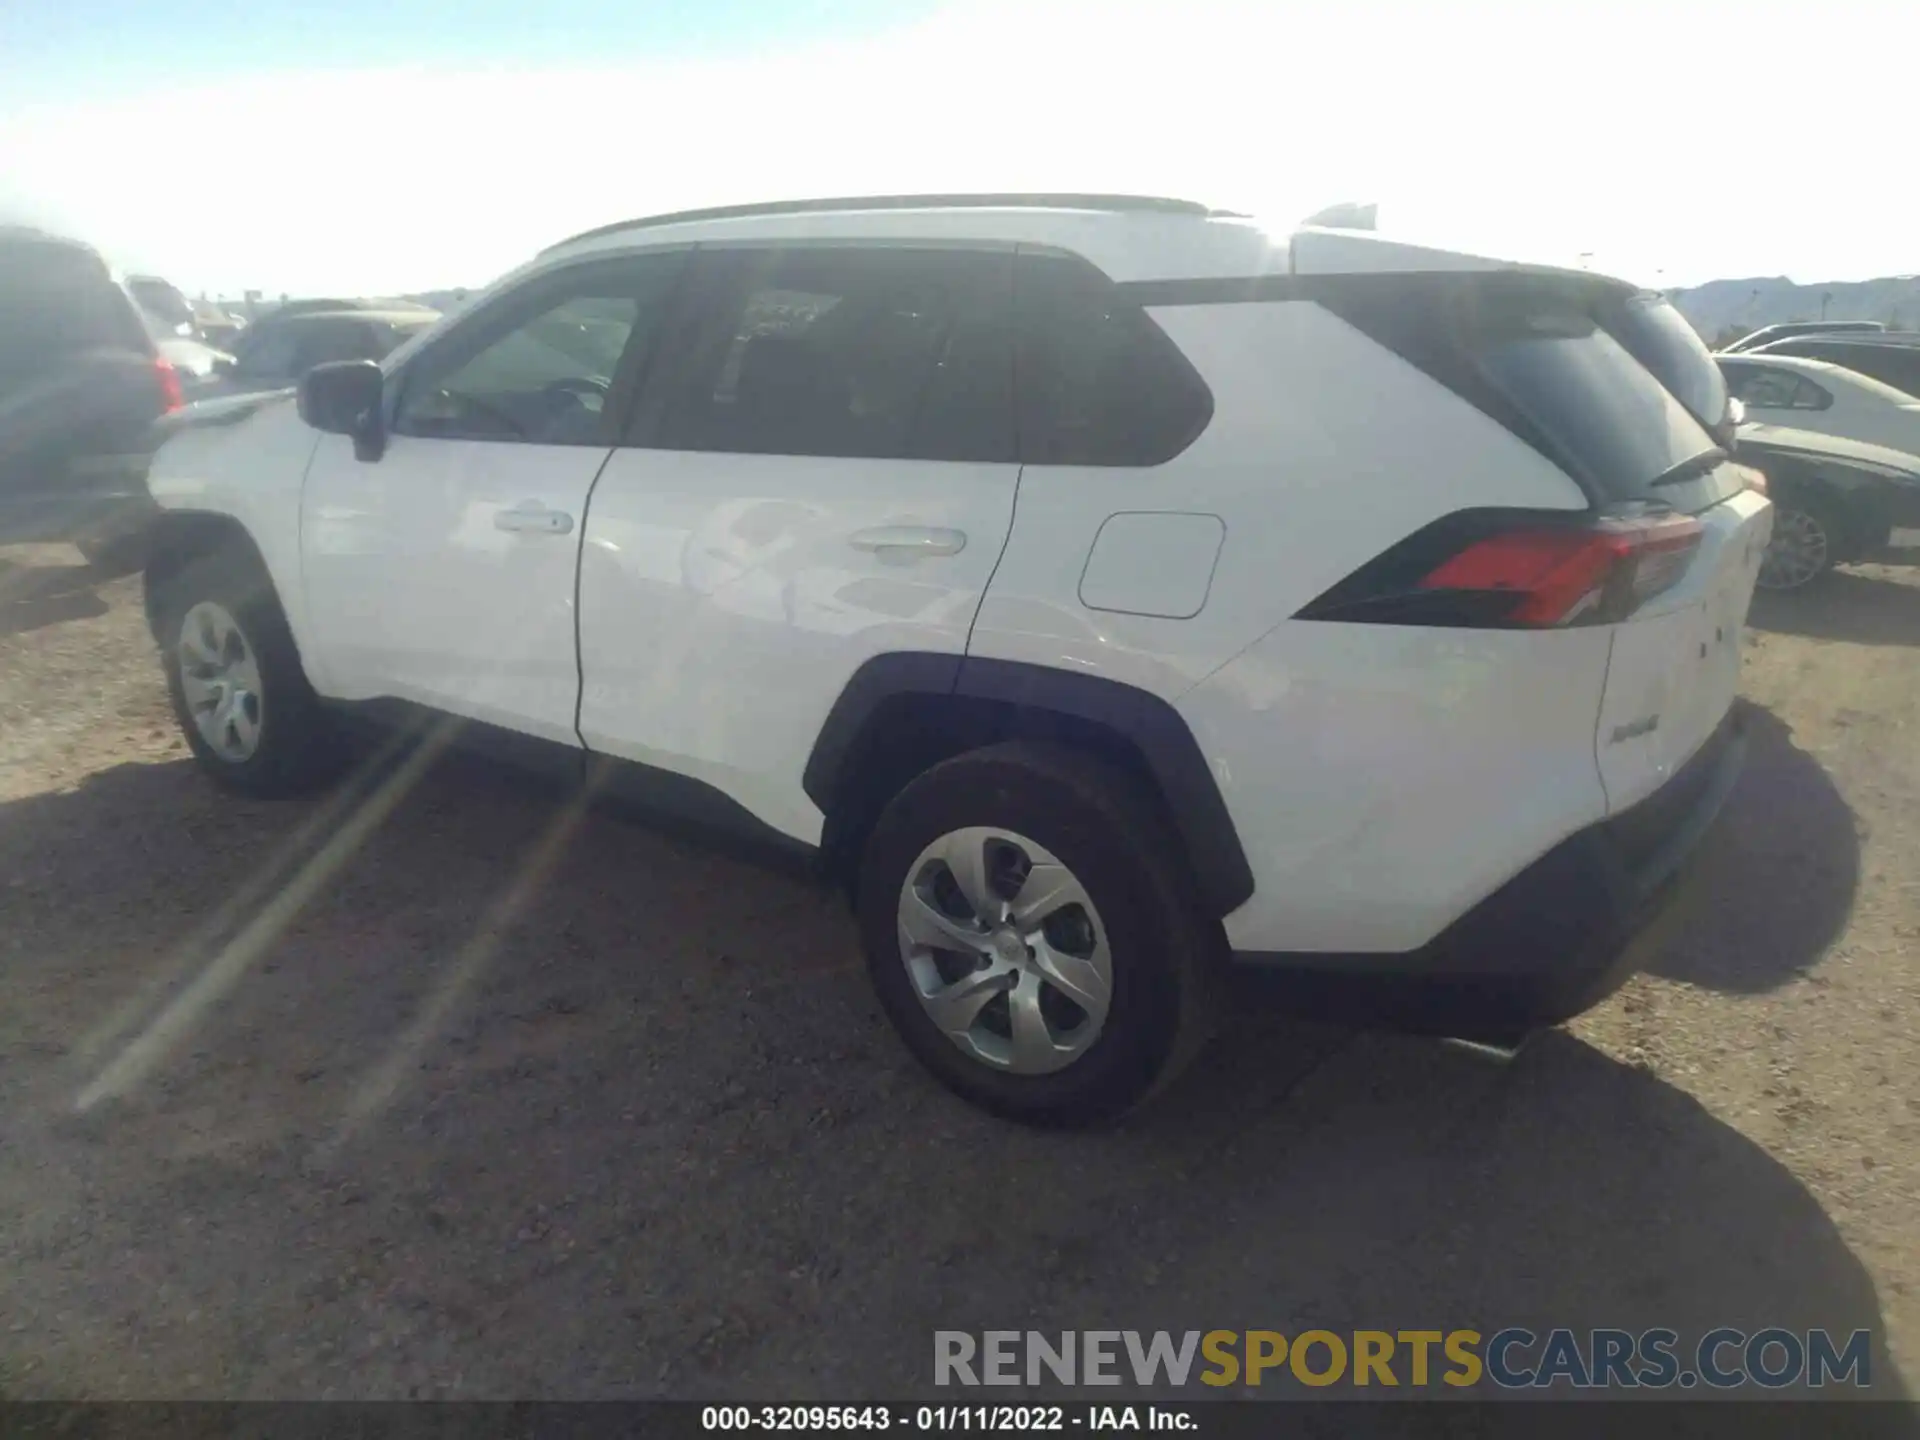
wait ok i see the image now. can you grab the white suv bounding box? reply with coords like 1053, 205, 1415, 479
142, 195, 1770, 1125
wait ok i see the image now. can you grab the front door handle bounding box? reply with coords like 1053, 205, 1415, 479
495, 503, 574, 536
848, 525, 967, 558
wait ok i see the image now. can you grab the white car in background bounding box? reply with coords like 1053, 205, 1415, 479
1718, 352, 1920, 463
137, 194, 1767, 1124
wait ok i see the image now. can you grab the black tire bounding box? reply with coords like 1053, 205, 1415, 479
1758, 487, 1845, 591
77, 530, 151, 578
855, 741, 1218, 1127
152, 542, 346, 797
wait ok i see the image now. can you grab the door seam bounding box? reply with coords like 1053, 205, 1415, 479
963, 462, 1024, 662
570, 444, 622, 774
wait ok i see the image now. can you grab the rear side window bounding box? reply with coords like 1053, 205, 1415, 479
1013, 253, 1212, 466
1722, 364, 1831, 412
650, 246, 1013, 463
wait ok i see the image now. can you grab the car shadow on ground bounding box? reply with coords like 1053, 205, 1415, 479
0, 744, 1901, 1403
1645, 701, 1859, 995
0, 557, 109, 638
1750, 569, 1920, 647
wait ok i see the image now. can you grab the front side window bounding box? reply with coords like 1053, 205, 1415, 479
652, 247, 1013, 463
394, 255, 684, 446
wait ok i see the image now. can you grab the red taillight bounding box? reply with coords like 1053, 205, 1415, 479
154, 357, 184, 413
1418, 513, 1702, 626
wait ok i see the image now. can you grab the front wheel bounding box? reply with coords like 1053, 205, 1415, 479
1758, 490, 1844, 591
154, 544, 346, 796
77, 530, 151, 578
855, 742, 1216, 1126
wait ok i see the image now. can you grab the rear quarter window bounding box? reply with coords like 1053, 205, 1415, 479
1013, 253, 1212, 467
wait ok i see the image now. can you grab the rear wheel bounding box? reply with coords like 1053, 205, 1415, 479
1758, 489, 1844, 591
856, 741, 1216, 1126
154, 543, 346, 796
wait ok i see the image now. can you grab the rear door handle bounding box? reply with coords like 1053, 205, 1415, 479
495, 503, 574, 536
848, 525, 967, 558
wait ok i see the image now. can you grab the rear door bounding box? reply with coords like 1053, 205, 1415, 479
576, 243, 1020, 843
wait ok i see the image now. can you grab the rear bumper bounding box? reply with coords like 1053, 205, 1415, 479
0, 449, 159, 547
1228, 709, 1747, 1043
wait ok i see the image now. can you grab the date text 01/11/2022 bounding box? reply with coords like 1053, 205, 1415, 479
700, 1405, 1195, 1431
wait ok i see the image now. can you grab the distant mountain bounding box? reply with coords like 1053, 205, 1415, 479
1670, 275, 1920, 347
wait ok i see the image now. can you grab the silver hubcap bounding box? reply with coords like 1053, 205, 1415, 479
896, 827, 1113, 1075
177, 601, 264, 762
1758, 508, 1829, 590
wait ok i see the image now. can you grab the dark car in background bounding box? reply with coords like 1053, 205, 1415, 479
203, 305, 437, 396
0, 227, 182, 571
1609, 298, 1920, 591
1722, 320, 1889, 354
1735, 423, 1920, 589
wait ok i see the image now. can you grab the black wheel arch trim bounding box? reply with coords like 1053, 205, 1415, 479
802, 652, 1256, 918
142, 509, 270, 640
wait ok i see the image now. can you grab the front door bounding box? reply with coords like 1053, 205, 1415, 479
299, 251, 688, 746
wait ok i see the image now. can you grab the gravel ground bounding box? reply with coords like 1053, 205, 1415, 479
0, 542, 1916, 1402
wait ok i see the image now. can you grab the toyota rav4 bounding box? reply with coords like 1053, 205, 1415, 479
140, 194, 1769, 1125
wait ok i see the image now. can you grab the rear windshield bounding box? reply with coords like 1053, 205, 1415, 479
1470, 302, 1722, 500
1602, 292, 1730, 440
1318, 274, 1730, 508
128, 277, 193, 327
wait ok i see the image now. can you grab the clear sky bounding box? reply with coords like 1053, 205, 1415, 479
3, 0, 1914, 298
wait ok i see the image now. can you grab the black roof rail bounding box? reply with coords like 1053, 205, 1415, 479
543, 193, 1227, 254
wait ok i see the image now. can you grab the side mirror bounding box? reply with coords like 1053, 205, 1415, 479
298, 360, 386, 460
